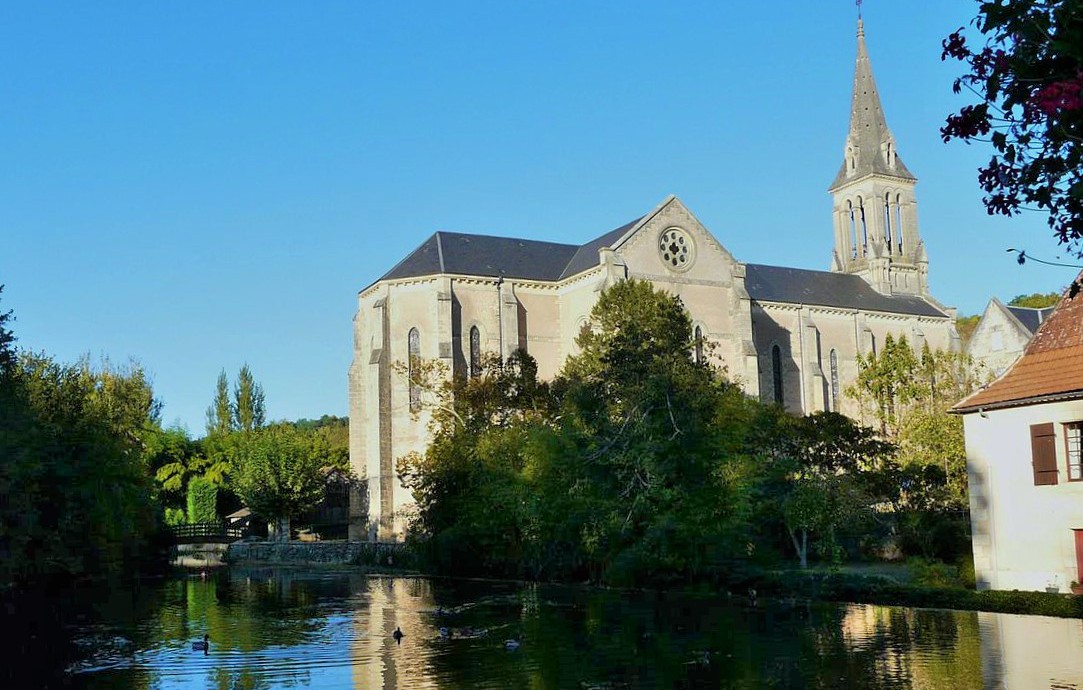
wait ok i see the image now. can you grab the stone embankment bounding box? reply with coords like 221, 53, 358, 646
225, 540, 407, 567
172, 543, 230, 568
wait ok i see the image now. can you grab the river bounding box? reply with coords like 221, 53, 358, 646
26, 567, 1083, 689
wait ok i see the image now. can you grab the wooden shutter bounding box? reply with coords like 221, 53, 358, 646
1031, 423, 1059, 485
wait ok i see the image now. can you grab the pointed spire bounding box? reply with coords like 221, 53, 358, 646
830, 18, 915, 190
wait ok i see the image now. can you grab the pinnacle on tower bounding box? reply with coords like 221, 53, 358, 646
830, 18, 915, 190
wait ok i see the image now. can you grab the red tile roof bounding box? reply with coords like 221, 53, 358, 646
955, 275, 1083, 413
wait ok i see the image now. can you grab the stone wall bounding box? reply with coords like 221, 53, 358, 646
225, 540, 408, 567
172, 543, 229, 568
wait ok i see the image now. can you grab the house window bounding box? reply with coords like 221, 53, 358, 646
1067, 423, 1083, 481
694, 326, 704, 365
829, 349, 840, 412
1031, 422, 1059, 485
772, 345, 783, 405
408, 327, 421, 412
469, 326, 481, 378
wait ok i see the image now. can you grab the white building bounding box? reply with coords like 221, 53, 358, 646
954, 281, 1083, 592
966, 298, 1055, 378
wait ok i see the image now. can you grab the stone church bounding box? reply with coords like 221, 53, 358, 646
348, 19, 959, 540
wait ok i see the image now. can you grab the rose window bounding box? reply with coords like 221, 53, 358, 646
658, 228, 695, 271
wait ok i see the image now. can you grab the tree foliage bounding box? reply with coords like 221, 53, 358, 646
955, 313, 981, 348
401, 281, 764, 583
206, 370, 232, 436
205, 365, 266, 436
232, 425, 328, 540
847, 337, 978, 560
399, 282, 977, 578
760, 412, 897, 568
1009, 291, 1061, 308
0, 350, 164, 583
0, 284, 15, 374
234, 364, 266, 433
290, 415, 349, 472
942, 1, 1083, 247
186, 476, 218, 524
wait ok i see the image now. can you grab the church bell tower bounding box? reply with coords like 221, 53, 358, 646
829, 19, 928, 296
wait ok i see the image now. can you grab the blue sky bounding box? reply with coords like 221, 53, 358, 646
1, 1, 1073, 433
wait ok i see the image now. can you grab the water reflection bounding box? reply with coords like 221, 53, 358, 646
49, 568, 1083, 689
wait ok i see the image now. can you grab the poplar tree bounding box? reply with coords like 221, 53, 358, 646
205, 369, 233, 436
234, 364, 266, 433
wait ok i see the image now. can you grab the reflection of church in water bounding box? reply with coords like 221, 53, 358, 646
348, 18, 959, 539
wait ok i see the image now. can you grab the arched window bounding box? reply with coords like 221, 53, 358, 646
895, 195, 904, 253
847, 201, 857, 259
883, 192, 893, 253
469, 326, 481, 378
694, 326, 704, 365
408, 328, 421, 411
772, 345, 783, 405
858, 198, 868, 256
830, 349, 840, 412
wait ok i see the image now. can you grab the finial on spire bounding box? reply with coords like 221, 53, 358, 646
857, 0, 863, 20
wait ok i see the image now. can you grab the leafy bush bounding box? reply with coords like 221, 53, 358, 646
186, 476, 218, 524
750, 569, 1083, 619
164, 508, 186, 526
908, 558, 966, 589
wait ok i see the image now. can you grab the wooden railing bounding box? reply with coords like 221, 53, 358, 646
169, 521, 246, 544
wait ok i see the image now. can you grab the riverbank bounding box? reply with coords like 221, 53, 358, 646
221, 541, 1083, 619
225, 540, 416, 570
747, 569, 1083, 619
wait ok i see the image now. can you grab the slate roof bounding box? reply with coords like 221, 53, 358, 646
375, 218, 643, 286
1006, 305, 1056, 335
559, 218, 641, 280
744, 264, 948, 317
955, 280, 1082, 413
830, 20, 915, 190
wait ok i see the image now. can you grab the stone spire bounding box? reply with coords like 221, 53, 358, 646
830, 18, 915, 191
828, 17, 927, 297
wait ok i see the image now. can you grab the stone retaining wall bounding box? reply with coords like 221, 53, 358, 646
172, 543, 230, 568
225, 540, 407, 567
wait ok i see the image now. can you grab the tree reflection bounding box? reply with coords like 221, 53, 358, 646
60, 570, 998, 689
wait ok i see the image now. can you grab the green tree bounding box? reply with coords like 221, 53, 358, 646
234, 364, 266, 432
0, 284, 15, 374
232, 425, 326, 541
763, 412, 897, 568
554, 279, 756, 584
847, 338, 979, 560
1008, 291, 1061, 308
397, 350, 554, 574
291, 415, 349, 472
399, 280, 762, 584
206, 369, 232, 436
186, 476, 218, 523
955, 313, 980, 348
941, 0, 1083, 247
0, 351, 162, 583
